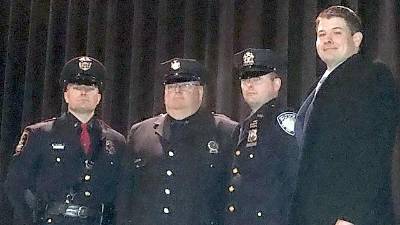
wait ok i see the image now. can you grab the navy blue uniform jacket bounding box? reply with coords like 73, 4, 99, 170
225, 100, 300, 225
5, 113, 126, 225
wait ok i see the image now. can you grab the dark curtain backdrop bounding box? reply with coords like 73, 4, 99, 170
1, 0, 399, 224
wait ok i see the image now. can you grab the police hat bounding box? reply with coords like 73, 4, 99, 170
234, 48, 286, 79
60, 56, 105, 87
161, 58, 206, 85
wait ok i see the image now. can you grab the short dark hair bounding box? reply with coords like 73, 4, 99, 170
316, 6, 362, 34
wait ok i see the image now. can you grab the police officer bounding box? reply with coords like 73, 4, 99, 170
224, 48, 299, 225
116, 58, 238, 225
5, 56, 126, 225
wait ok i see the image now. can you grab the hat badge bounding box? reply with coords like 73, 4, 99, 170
78, 57, 93, 71
171, 59, 181, 70
243, 51, 255, 66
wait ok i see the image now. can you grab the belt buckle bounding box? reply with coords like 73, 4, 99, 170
77, 206, 89, 218
64, 205, 88, 218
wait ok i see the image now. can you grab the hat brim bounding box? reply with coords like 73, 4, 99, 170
239, 67, 276, 79
64, 74, 102, 86
164, 73, 202, 84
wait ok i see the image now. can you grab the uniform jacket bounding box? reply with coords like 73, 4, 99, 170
290, 54, 399, 225
116, 110, 238, 225
5, 113, 126, 225
225, 100, 300, 225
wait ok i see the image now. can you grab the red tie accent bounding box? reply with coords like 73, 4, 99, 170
80, 123, 91, 155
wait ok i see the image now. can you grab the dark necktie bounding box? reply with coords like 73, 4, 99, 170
80, 123, 91, 155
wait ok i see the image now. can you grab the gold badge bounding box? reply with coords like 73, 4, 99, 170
78, 56, 93, 71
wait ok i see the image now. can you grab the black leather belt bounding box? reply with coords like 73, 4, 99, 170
46, 202, 104, 219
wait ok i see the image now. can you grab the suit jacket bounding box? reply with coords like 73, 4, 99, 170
290, 54, 399, 225
116, 110, 238, 225
5, 113, 126, 225
224, 100, 300, 225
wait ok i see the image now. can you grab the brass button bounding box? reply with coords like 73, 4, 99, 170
47, 218, 53, 223
166, 170, 173, 176
235, 150, 241, 156
165, 188, 171, 195
84, 175, 91, 181
249, 153, 254, 159
56, 157, 61, 162
228, 205, 235, 212
232, 168, 239, 174
257, 211, 262, 217
84, 191, 91, 197
168, 151, 174, 157
228, 185, 235, 192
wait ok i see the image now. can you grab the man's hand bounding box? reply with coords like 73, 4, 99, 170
335, 219, 354, 225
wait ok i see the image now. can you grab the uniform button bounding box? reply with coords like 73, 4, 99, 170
163, 207, 170, 214
47, 218, 52, 223
235, 150, 241, 156
228, 205, 235, 212
209, 164, 214, 168
110, 161, 114, 165
168, 151, 174, 157
56, 157, 61, 162
84, 175, 91, 181
84, 191, 91, 197
228, 185, 235, 192
257, 211, 262, 217
166, 170, 173, 176
249, 154, 254, 159
165, 188, 171, 195
232, 168, 239, 174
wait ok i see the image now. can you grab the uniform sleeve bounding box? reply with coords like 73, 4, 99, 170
4, 128, 42, 225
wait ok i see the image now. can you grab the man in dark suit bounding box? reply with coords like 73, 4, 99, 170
116, 58, 238, 225
5, 56, 126, 225
224, 48, 299, 225
290, 6, 399, 225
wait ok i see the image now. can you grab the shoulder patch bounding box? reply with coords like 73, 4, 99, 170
276, 112, 296, 136
15, 129, 31, 156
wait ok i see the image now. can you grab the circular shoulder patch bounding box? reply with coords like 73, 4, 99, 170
276, 112, 296, 136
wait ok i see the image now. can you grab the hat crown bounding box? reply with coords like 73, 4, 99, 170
234, 48, 286, 79
161, 58, 206, 84
60, 56, 106, 85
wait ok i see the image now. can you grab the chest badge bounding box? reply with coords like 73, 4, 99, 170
208, 140, 219, 154
277, 112, 296, 136
105, 139, 116, 155
246, 118, 258, 147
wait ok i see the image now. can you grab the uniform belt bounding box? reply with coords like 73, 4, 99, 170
46, 202, 104, 219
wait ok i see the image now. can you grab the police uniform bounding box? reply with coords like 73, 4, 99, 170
5, 57, 126, 225
225, 49, 300, 225
116, 58, 239, 225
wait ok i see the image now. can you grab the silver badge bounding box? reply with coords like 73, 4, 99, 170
85, 160, 94, 170
171, 59, 180, 70
246, 129, 258, 147
277, 112, 296, 136
78, 56, 93, 71
105, 139, 116, 155
208, 140, 219, 154
243, 51, 255, 66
